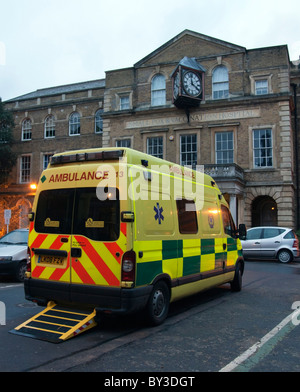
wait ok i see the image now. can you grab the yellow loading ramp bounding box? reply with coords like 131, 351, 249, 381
10, 301, 97, 343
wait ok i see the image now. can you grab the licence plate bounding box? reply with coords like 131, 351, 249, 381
38, 255, 64, 265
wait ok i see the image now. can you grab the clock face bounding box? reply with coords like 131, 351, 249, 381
183, 71, 202, 97
173, 72, 180, 99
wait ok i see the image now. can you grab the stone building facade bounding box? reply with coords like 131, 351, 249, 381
2, 30, 300, 234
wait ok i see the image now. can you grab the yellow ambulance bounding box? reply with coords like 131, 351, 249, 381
18, 148, 245, 341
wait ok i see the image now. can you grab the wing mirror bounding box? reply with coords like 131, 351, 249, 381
238, 224, 247, 240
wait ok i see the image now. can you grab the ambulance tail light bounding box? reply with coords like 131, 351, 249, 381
26, 247, 31, 274
121, 251, 136, 282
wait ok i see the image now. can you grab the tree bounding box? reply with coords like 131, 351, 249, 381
0, 98, 16, 185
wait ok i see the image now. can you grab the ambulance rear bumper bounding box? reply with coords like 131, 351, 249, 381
24, 278, 153, 315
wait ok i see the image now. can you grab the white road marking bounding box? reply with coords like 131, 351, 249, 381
0, 284, 22, 289
219, 310, 299, 372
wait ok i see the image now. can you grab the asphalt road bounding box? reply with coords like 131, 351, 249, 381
0, 259, 299, 374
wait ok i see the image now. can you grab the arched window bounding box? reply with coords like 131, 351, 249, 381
151, 74, 166, 106
69, 112, 80, 136
22, 118, 32, 141
212, 66, 229, 99
95, 109, 103, 134
44, 115, 55, 138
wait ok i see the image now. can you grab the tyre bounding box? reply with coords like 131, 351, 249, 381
277, 249, 292, 263
15, 261, 27, 282
145, 281, 170, 326
230, 262, 243, 292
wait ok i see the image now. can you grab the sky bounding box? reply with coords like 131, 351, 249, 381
1, 0, 300, 101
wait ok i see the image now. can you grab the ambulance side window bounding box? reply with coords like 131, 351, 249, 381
221, 205, 237, 238
176, 199, 198, 234
35, 189, 74, 234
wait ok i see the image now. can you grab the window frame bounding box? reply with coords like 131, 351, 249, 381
22, 118, 32, 141
115, 139, 131, 148
20, 155, 31, 184
69, 112, 81, 136
215, 131, 234, 164
253, 128, 273, 168
43, 153, 53, 170
255, 79, 268, 95
44, 115, 55, 139
180, 134, 197, 168
95, 109, 103, 134
147, 136, 164, 159
250, 74, 272, 95
120, 95, 130, 110
212, 66, 229, 100
151, 74, 166, 107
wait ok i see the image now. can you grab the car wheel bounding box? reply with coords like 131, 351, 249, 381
231, 262, 243, 292
15, 261, 27, 282
145, 281, 170, 326
277, 249, 293, 263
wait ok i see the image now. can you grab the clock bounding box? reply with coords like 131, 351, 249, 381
182, 71, 202, 97
172, 57, 205, 110
173, 72, 180, 99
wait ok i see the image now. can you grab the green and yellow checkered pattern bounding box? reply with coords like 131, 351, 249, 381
135, 238, 242, 286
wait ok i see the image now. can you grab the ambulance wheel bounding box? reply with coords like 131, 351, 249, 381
146, 281, 170, 326
230, 262, 243, 292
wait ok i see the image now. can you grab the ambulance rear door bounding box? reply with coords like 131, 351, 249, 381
30, 163, 126, 292
30, 185, 74, 289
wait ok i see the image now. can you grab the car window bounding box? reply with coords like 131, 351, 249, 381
262, 228, 285, 239
0, 230, 28, 244
284, 230, 296, 239
263, 228, 281, 239
246, 228, 263, 240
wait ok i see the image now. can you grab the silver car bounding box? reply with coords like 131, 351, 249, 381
241, 226, 299, 263
0, 229, 29, 281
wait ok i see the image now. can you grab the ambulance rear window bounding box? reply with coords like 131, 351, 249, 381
73, 187, 120, 241
35, 187, 120, 241
35, 189, 74, 234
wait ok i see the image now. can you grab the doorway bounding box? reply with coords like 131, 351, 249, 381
252, 196, 277, 226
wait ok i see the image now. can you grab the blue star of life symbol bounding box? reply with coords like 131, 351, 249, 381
154, 203, 164, 225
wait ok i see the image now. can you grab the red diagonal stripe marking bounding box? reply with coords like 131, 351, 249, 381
30, 234, 48, 278
49, 235, 66, 250
121, 222, 127, 236
32, 266, 45, 278
104, 242, 124, 265
103, 222, 126, 264
74, 236, 120, 286
72, 258, 95, 285
49, 254, 70, 281
30, 234, 47, 249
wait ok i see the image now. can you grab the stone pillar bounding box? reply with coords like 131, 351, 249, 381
229, 194, 237, 224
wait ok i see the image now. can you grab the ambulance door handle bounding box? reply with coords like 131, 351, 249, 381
71, 248, 82, 258
223, 244, 227, 250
